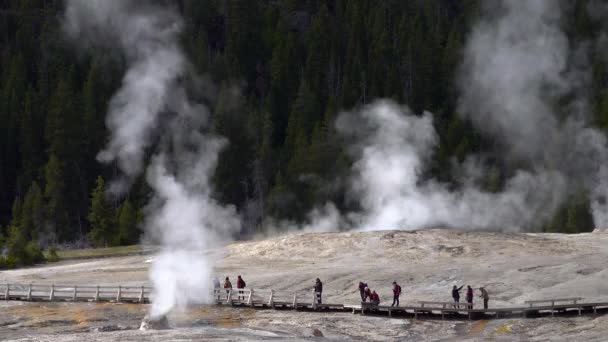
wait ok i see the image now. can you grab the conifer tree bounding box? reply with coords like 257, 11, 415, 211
116, 198, 138, 246
88, 176, 116, 247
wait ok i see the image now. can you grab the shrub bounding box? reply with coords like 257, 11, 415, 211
46, 247, 60, 262
24, 241, 44, 264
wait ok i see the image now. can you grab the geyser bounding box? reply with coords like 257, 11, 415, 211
140, 314, 171, 331
64, 0, 240, 318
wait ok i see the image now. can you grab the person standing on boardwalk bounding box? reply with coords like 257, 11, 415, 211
314, 278, 323, 304
213, 277, 221, 300
223, 277, 232, 300
358, 282, 368, 302
452, 285, 464, 308
466, 285, 474, 309
479, 287, 489, 309
391, 281, 402, 307
237, 275, 246, 301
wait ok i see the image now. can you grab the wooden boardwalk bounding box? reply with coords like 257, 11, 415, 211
213, 288, 608, 320
2, 283, 608, 321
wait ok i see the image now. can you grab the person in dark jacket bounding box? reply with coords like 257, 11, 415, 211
452, 285, 463, 308
358, 282, 368, 302
466, 285, 473, 309
237, 275, 246, 301
314, 278, 323, 304
391, 281, 402, 307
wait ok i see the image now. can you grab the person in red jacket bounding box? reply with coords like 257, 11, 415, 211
391, 281, 402, 307
466, 285, 473, 309
370, 290, 380, 306
237, 275, 246, 301
223, 277, 232, 300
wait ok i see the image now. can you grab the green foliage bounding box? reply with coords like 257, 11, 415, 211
46, 246, 60, 263
0, 0, 604, 244
116, 199, 139, 246
544, 192, 595, 234
88, 176, 116, 247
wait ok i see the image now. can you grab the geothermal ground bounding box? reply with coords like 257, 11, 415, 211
1, 229, 608, 341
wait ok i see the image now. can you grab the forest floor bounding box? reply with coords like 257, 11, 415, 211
1, 229, 608, 341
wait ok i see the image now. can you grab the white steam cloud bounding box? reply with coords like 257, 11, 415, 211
329, 0, 608, 232
64, 0, 240, 317
336, 101, 566, 231
458, 0, 608, 229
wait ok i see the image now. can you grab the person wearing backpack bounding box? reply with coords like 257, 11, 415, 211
223, 277, 232, 300
392, 281, 402, 307
237, 275, 246, 301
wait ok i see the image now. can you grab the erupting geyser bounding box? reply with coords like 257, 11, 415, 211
64, 0, 240, 319
140, 314, 171, 331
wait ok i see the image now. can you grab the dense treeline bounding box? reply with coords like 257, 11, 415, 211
0, 0, 604, 267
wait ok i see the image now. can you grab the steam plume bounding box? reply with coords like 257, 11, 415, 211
459, 0, 608, 229
331, 1, 608, 232
64, 0, 240, 317
336, 101, 565, 231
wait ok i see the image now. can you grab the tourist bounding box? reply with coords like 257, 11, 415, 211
452, 285, 463, 308
213, 277, 221, 300
358, 282, 368, 302
223, 277, 232, 300
370, 290, 380, 306
391, 281, 402, 307
314, 278, 323, 304
479, 287, 489, 309
237, 275, 246, 301
466, 285, 473, 309
363, 286, 372, 302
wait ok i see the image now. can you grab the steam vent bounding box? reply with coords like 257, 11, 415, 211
139, 315, 171, 331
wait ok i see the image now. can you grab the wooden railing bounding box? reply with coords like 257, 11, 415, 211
0, 283, 153, 303
525, 298, 583, 307
213, 288, 326, 309
418, 301, 473, 309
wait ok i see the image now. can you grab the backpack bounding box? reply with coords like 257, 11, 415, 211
397, 285, 402, 295
242, 280, 246, 288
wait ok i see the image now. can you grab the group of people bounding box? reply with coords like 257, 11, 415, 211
215, 276, 490, 309
358, 281, 401, 307
452, 285, 490, 309
358, 281, 490, 309
214, 275, 247, 300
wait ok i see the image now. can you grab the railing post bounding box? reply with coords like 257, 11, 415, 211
268, 289, 274, 307
49, 284, 55, 301
311, 289, 317, 310
27, 284, 32, 301
116, 285, 122, 302
73, 285, 77, 301
247, 289, 254, 306
139, 286, 144, 303
292, 292, 298, 310
95, 285, 100, 302
5, 283, 9, 299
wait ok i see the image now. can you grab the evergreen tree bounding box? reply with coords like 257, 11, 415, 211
116, 198, 138, 246
43, 153, 66, 243
88, 176, 116, 247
